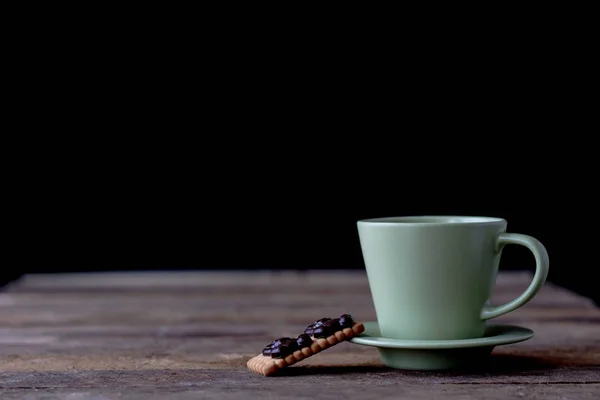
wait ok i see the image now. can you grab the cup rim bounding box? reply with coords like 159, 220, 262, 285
357, 215, 506, 226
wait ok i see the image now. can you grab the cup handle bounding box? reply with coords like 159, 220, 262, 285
481, 232, 549, 320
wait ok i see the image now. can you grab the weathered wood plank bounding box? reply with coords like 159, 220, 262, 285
0, 271, 598, 398
0, 369, 599, 387
0, 384, 598, 400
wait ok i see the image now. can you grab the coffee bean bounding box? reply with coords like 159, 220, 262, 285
339, 314, 354, 328
263, 337, 293, 358
279, 338, 299, 356
262, 344, 273, 356
313, 318, 341, 338
270, 345, 283, 358
296, 333, 313, 348
304, 317, 331, 335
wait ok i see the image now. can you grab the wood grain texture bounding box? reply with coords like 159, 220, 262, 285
0, 271, 599, 399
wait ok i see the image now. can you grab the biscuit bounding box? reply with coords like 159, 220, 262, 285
246, 321, 364, 376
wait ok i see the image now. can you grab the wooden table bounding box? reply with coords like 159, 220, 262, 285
1, 271, 598, 399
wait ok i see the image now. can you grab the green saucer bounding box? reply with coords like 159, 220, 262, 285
350, 322, 534, 371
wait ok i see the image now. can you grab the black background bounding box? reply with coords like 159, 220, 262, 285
13, 168, 568, 273
8, 144, 598, 304
5, 22, 598, 304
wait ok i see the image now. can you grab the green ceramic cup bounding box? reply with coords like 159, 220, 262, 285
357, 216, 549, 341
